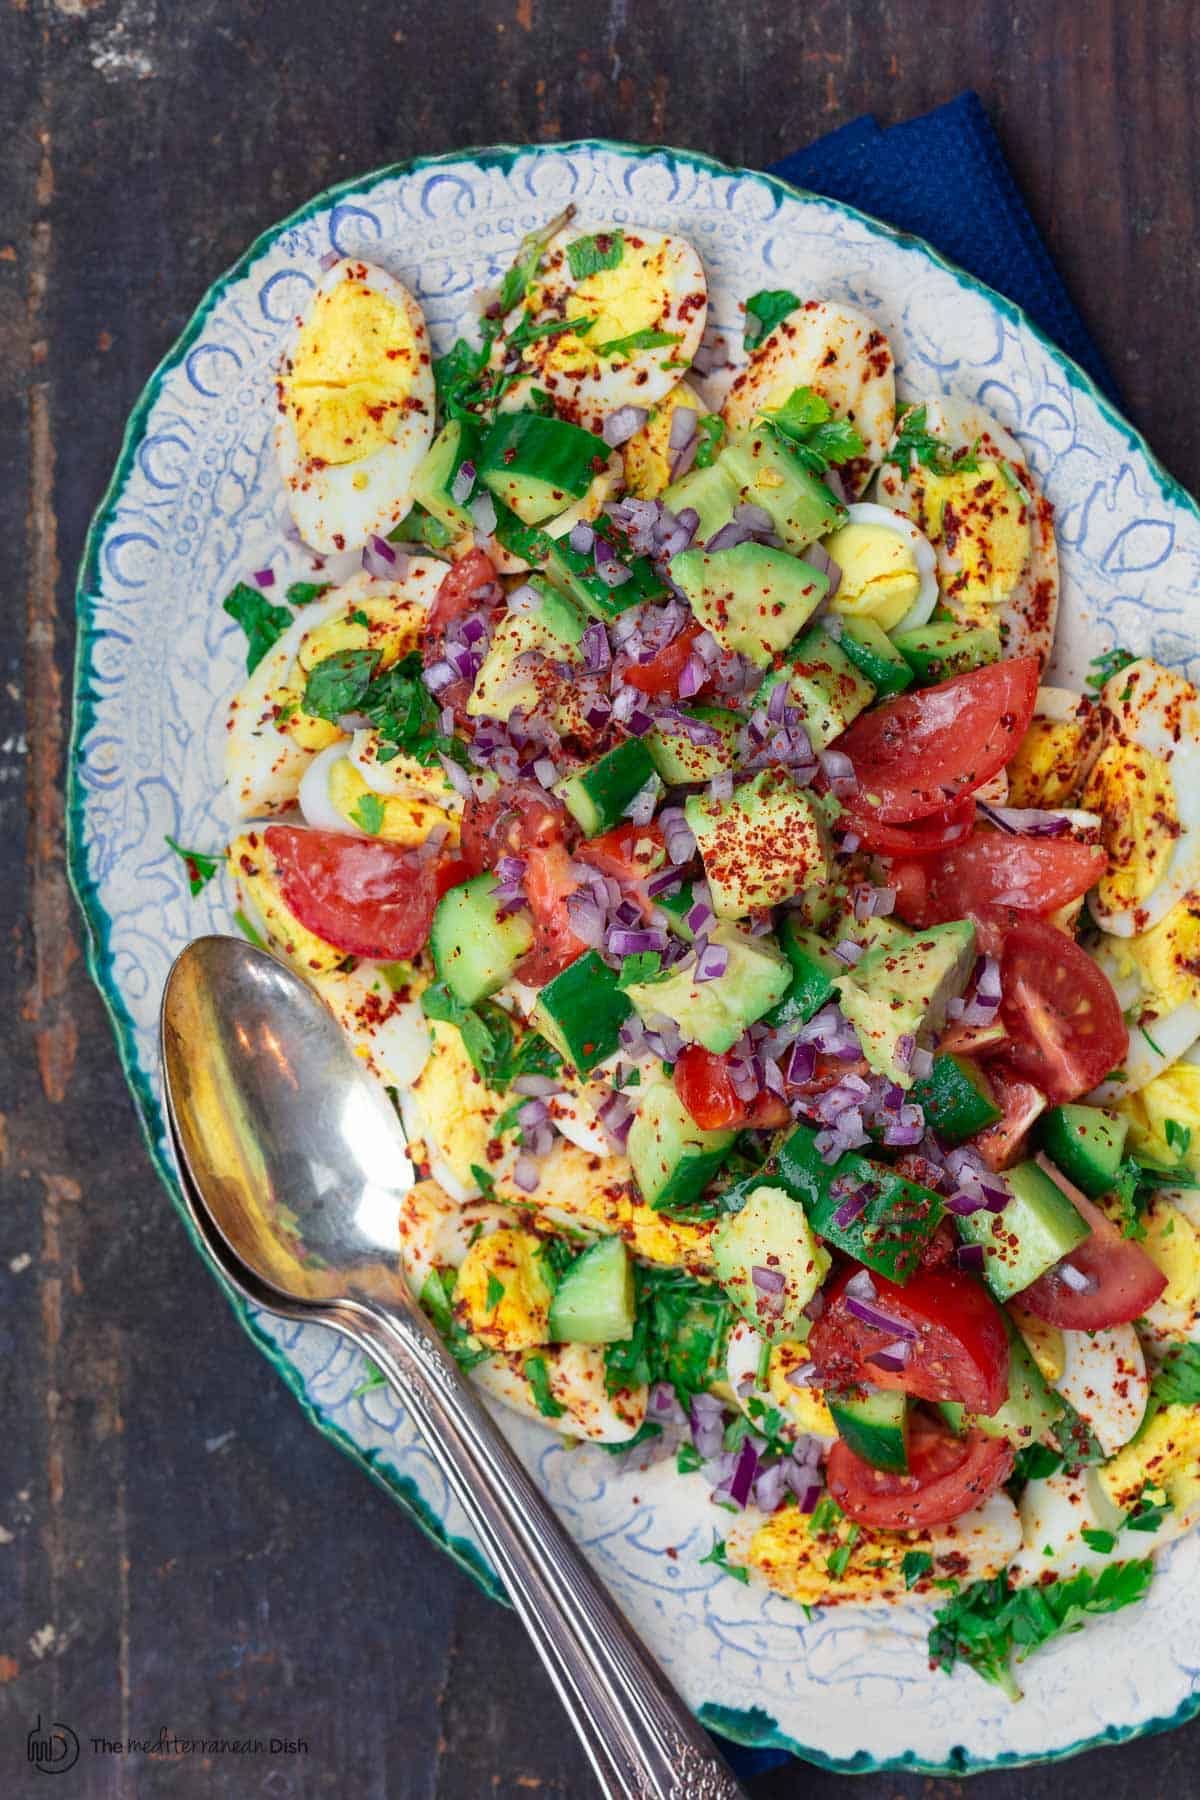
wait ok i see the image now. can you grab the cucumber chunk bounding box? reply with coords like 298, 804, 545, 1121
760, 917, 841, 1032
556, 739, 660, 837
711, 1183, 831, 1341
829, 1387, 910, 1473
939, 1326, 1062, 1447
910, 1053, 1002, 1145
837, 616, 914, 697
1037, 1104, 1129, 1198
892, 620, 1001, 684
411, 417, 481, 536
532, 950, 632, 1074
477, 412, 607, 524
956, 1159, 1091, 1301
769, 1121, 945, 1284
548, 1237, 636, 1344
627, 1080, 736, 1212
430, 874, 534, 1007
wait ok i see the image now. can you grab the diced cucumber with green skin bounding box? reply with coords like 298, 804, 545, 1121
685, 770, 831, 919
644, 707, 740, 784
837, 617, 914, 697
663, 461, 739, 543
910, 1053, 1002, 1146
720, 429, 846, 552
829, 1388, 910, 1473
548, 1237, 636, 1344
772, 1121, 946, 1284
669, 542, 829, 667
939, 1327, 1062, 1447
627, 1080, 736, 1212
411, 417, 481, 535
625, 922, 790, 1055
758, 626, 876, 750
532, 950, 632, 1074
429, 874, 535, 1006
760, 917, 841, 1032
955, 1159, 1090, 1301
838, 919, 976, 1089
710, 1184, 831, 1341
1036, 1104, 1130, 1198
555, 740, 660, 837
477, 412, 607, 524
490, 498, 664, 619
654, 881, 697, 941
466, 576, 585, 720
892, 620, 1002, 684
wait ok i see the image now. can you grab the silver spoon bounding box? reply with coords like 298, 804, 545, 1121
160, 936, 746, 1800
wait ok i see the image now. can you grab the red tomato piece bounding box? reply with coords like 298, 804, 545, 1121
835, 658, 1040, 823
459, 782, 567, 875
972, 1066, 1047, 1171
623, 620, 703, 696
673, 1046, 791, 1132
827, 1414, 1014, 1529
888, 831, 1107, 928
517, 840, 587, 986
809, 1264, 1010, 1417
996, 917, 1128, 1104
427, 547, 497, 636
265, 825, 442, 960
1018, 1162, 1167, 1329
576, 821, 665, 883
841, 793, 977, 859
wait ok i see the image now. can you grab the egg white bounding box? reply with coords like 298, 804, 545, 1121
827, 500, 939, 632
275, 257, 435, 553
1009, 1463, 1197, 1584
474, 1342, 647, 1443
1052, 1323, 1148, 1457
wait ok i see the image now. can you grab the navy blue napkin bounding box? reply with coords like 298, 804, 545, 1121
713, 92, 1115, 1787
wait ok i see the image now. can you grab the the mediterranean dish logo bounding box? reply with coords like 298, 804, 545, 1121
26, 1717, 80, 1775
25, 1718, 308, 1772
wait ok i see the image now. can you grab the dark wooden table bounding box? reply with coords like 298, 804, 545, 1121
4, 2, 1198, 1794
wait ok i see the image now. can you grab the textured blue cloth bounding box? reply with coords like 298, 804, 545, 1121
714, 92, 1114, 1788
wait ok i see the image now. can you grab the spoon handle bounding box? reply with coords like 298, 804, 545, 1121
339, 1299, 746, 1800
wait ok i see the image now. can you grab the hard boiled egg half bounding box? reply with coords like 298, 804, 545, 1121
276, 257, 435, 552
821, 501, 939, 633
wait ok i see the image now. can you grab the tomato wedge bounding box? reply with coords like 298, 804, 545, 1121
835, 657, 1040, 823
827, 1414, 1014, 1529
972, 1065, 1047, 1171
460, 781, 566, 876
576, 821, 665, 883
809, 1264, 1010, 1416
427, 547, 497, 636
1018, 1162, 1167, 1328
840, 793, 977, 859
996, 917, 1128, 1103
623, 620, 703, 696
265, 825, 444, 960
518, 840, 587, 986
889, 831, 1107, 928
673, 1046, 791, 1131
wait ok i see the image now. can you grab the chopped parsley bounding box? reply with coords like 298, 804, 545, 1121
566, 228, 625, 281
886, 403, 979, 478
301, 647, 381, 722
349, 791, 385, 835
929, 1559, 1154, 1701
1151, 1342, 1200, 1406
676, 1441, 703, 1474
418, 986, 561, 1097
352, 1358, 387, 1399
484, 1273, 506, 1312
418, 1269, 492, 1371
222, 580, 294, 673
285, 580, 332, 607
699, 1532, 749, 1585
495, 207, 577, 317
902, 1550, 934, 1589
165, 835, 221, 896
301, 647, 463, 768
1009, 1442, 1065, 1489
471, 1164, 497, 1199
507, 312, 596, 350
1081, 1527, 1117, 1555
743, 287, 800, 351
616, 950, 666, 989
592, 327, 682, 359
1123, 1486, 1172, 1534
694, 413, 726, 469
604, 1264, 731, 1400
761, 385, 866, 477
1085, 646, 1137, 692
525, 1354, 566, 1418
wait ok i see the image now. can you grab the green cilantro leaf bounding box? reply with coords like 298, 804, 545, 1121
592, 328, 681, 359
164, 835, 221, 897
694, 413, 726, 469
1123, 1486, 1172, 1533
349, 791, 385, 835
1151, 1342, 1200, 1406
1081, 1527, 1117, 1554
524, 1354, 566, 1418
471, 1164, 497, 1199
507, 312, 596, 350
699, 1532, 750, 1585
1166, 1119, 1193, 1158
418, 1268, 492, 1371
286, 580, 332, 607
222, 581, 294, 673
604, 1264, 732, 1400
676, 1441, 703, 1474
886, 403, 980, 479
743, 288, 800, 351
902, 1550, 934, 1590
566, 228, 625, 281
1010, 1442, 1065, 1485
352, 1358, 387, 1399
599, 1419, 662, 1457
1085, 646, 1138, 693
616, 950, 664, 989
760, 385, 866, 476
484, 1273, 506, 1312
301, 647, 381, 723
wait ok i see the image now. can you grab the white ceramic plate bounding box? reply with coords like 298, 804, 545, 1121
69, 140, 1200, 1774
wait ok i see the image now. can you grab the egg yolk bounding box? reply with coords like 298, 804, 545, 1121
1007, 717, 1092, 807
623, 384, 703, 499
1083, 739, 1181, 914
285, 275, 417, 465
1115, 1063, 1200, 1172
767, 1340, 836, 1438
912, 459, 1032, 615
531, 240, 672, 373
1107, 891, 1200, 1015
327, 755, 461, 848
1138, 1196, 1200, 1313
823, 521, 921, 632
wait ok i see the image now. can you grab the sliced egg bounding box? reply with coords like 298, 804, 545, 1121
622, 380, 711, 499
226, 829, 347, 974
725, 1317, 837, 1442
545, 1088, 611, 1157
308, 959, 432, 1090
1084, 658, 1200, 938
822, 501, 938, 633
493, 223, 708, 432
396, 1180, 518, 1295
1006, 684, 1104, 809
298, 739, 464, 846
875, 397, 1059, 668
1008, 1462, 1193, 1584
722, 301, 895, 498
276, 257, 435, 552
1051, 1323, 1148, 1457
1136, 1193, 1200, 1347
474, 1342, 646, 1443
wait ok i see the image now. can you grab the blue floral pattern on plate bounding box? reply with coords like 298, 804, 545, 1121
68, 140, 1200, 1774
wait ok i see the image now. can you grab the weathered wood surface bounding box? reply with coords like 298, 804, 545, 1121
2, 0, 1198, 1793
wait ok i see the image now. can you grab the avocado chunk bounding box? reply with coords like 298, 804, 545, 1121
838, 919, 977, 1088
837, 616, 914, 697
668, 541, 829, 667
1036, 1103, 1130, 1198
644, 706, 740, 785
939, 1326, 1062, 1447
832, 905, 915, 957
685, 770, 831, 919
662, 460, 739, 543
829, 1387, 910, 1473
956, 1159, 1091, 1301
627, 1078, 736, 1212
466, 577, 585, 720
624, 921, 790, 1054
548, 1237, 636, 1344
893, 619, 1001, 684
758, 625, 877, 750
720, 428, 846, 552
711, 1184, 832, 1341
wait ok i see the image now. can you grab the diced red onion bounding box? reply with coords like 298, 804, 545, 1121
802, 540, 842, 600
468, 491, 497, 534
833, 1187, 870, 1228
868, 1339, 912, 1373
608, 926, 667, 958
451, 461, 476, 506
602, 405, 649, 448
507, 582, 544, 615
787, 1041, 817, 1085
424, 659, 456, 693
719, 1437, 760, 1510
708, 770, 734, 802
532, 755, 559, 787
705, 519, 754, 554
977, 801, 1072, 837
512, 1074, 561, 1098
318, 248, 340, 271
569, 521, 596, 555
1058, 1261, 1098, 1294
818, 748, 858, 797
512, 1154, 540, 1193
844, 1295, 918, 1339
253, 565, 274, 588
752, 1264, 786, 1295
910, 1046, 934, 1079
957, 1243, 986, 1272
832, 939, 864, 967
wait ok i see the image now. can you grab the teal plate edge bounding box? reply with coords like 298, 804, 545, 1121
65, 135, 1200, 1777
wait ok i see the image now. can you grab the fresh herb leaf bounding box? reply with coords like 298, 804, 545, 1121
233, 908, 268, 951
694, 413, 726, 469
566, 228, 625, 281
537, 1236, 578, 1289
509, 1031, 564, 1084
1111, 1159, 1149, 1240
360, 650, 465, 767
1085, 646, 1138, 693
929, 1559, 1155, 1700
761, 385, 866, 477
604, 1264, 731, 1399
1081, 1527, 1117, 1554
1140, 1022, 1166, 1058
418, 1268, 492, 1371
616, 950, 665, 989
164, 835, 221, 896
1166, 1119, 1193, 1158
1151, 1342, 1200, 1405
421, 983, 505, 1083
886, 403, 979, 479
389, 503, 455, 549
484, 1273, 506, 1312
826, 1525, 861, 1580
508, 312, 596, 349
471, 1164, 497, 1198
743, 288, 800, 351
1123, 1486, 1172, 1533
902, 1550, 934, 1589
699, 1532, 750, 1585
525, 1354, 565, 1418
599, 1419, 662, 1457
352, 1358, 387, 1399
286, 580, 332, 607
223, 581, 294, 673
1052, 1397, 1107, 1468
496, 207, 576, 316
592, 328, 682, 359
349, 791, 386, 835
301, 647, 381, 723
676, 1441, 703, 1474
